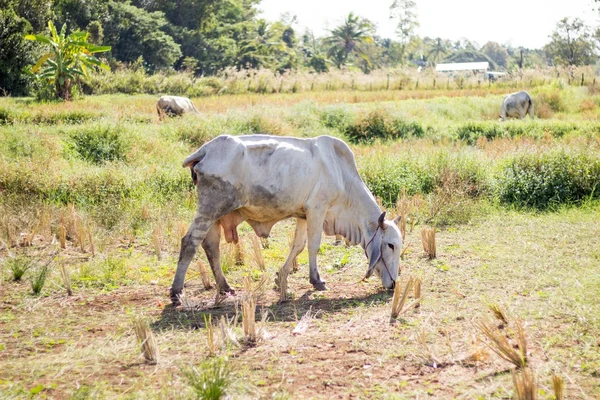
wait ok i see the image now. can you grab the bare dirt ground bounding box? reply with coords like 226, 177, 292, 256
1, 209, 600, 399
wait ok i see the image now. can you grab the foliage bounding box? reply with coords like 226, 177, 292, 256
544, 18, 596, 66
496, 150, 600, 209
31, 264, 50, 295
481, 41, 509, 68
389, 0, 419, 64
25, 21, 111, 100
102, 1, 181, 70
182, 357, 232, 400
344, 110, 424, 143
0, 7, 35, 95
6, 256, 32, 281
69, 125, 129, 164
324, 13, 374, 69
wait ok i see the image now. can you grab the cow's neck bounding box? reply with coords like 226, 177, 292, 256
329, 181, 382, 249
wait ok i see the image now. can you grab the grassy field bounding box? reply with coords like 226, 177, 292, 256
1, 83, 599, 399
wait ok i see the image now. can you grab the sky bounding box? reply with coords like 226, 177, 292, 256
258, 0, 598, 49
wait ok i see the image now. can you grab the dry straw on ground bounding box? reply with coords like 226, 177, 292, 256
512, 367, 537, 400
396, 188, 410, 239
421, 226, 436, 259
133, 318, 159, 365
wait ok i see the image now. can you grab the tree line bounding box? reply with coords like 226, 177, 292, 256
1, 0, 599, 96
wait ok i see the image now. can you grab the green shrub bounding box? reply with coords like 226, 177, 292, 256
0, 108, 13, 125
182, 357, 232, 400
31, 265, 50, 295
6, 256, 32, 281
319, 106, 354, 132
345, 110, 425, 143
70, 125, 129, 164
495, 150, 600, 209
456, 122, 506, 144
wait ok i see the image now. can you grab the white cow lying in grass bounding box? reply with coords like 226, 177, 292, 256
156, 95, 199, 120
170, 134, 403, 304
500, 91, 534, 121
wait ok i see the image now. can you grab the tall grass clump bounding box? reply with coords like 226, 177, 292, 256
31, 265, 50, 295
345, 110, 424, 143
7, 256, 32, 281
133, 317, 159, 364
69, 125, 129, 165
495, 150, 600, 209
182, 357, 231, 400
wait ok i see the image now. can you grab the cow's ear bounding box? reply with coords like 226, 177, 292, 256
366, 234, 382, 276
378, 212, 386, 231
393, 215, 402, 226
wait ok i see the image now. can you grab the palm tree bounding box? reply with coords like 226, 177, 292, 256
25, 21, 110, 100
324, 13, 374, 69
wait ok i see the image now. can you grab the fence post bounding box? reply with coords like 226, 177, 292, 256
433, 78, 436, 89
581, 73, 585, 86
386, 74, 390, 90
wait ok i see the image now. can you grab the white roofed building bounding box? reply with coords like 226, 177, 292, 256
435, 62, 489, 72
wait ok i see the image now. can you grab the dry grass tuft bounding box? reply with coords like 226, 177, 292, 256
177, 291, 196, 310
475, 318, 527, 368
421, 226, 436, 259
512, 367, 537, 400
488, 303, 509, 326
205, 314, 217, 357
152, 225, 164, 261
58, 224, 67, 249
413, 278, 422, 309
396, 188, 410, 239
390, 277, 419, 321
59, 262, 72, 296
133, 318, 159, 365
234, 240, 244, 265
552, 374, 564, 400
241, 276, 257, 343
250, 235, 265, 271
197, 260, 212, 289
219, 315, 240, 348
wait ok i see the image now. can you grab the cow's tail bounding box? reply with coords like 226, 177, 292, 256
528, 96, 534, 119
182, 147, 207, 185
156, 102, 165, 121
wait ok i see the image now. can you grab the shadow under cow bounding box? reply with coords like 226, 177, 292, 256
151, 288, 392, 332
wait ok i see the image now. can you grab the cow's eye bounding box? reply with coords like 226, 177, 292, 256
388, 244, 395, 251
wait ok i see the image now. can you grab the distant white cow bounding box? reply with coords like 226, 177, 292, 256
156, 95, 199, 120
170, 134, 403, 304
500, 91, 534, 121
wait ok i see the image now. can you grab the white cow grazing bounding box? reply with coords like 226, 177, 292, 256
170, 134, 402, 304
500, 91, 534, 121
156, 95, 199, 120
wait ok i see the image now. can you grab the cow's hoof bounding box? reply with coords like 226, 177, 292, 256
219, 286, 235, 295
312, 282, 328, 291
170, 289, 182, 306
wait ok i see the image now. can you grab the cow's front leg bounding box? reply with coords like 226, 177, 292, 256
170, 216, 213, 304
202, 222, 233, 294
306, 211, 327, 291
276, 218, 307, 290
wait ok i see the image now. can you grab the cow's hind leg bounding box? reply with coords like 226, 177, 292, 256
170, 216, 214, 304
202, 222, 233, 294
275, 218, 307, 292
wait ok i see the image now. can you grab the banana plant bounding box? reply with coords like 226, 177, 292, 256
25, 21, 111, 100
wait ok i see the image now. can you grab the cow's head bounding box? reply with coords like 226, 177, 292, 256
365, 212, 402, 290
